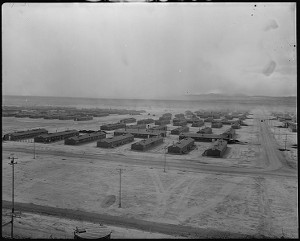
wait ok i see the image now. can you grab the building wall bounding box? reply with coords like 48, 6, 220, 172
65, 132, 106, 145
131, 137, 163, 151
35, 131, 79, 143
3, 129, 48, 141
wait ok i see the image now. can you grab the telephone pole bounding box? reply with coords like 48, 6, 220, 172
118, 168, 122, 208
164, 146, 167, 173
33, 140, 36, 159
284, 133, 287, 150
8, 155, 18, 239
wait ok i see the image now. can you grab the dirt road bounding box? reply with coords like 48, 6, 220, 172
1, 200, 255, 239
2, 145, 296, 178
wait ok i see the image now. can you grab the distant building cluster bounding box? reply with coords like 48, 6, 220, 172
3, 106, 258, 158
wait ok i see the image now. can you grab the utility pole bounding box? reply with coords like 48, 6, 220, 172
284, 133, 287, 150
118, 168, 122, 208
8, 155, 18, 239
33, 140, 36, 159
164, 146, 167, 173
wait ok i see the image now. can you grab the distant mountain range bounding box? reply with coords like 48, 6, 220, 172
183, 93, 296, 100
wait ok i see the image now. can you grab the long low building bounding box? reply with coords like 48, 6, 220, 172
137, 118, 154, 125
168, 137, 195, 154
100, 123, 126, 131
119, 118, 136, 124
3, 128, 48, 141
154, 119, 170, 125
171, 126, 189, 135
179, 133, 225, 142
126, 124, 147, 129
65, 131, 106, 145
149, 125, 168, 131
97, 134, 134, 148
114, 129, 167, 138
131, 136, 164, 151
203, 139, 227, 157
173, 120, 187, 126
34, 130, 79, 143
74, 116, 93, 121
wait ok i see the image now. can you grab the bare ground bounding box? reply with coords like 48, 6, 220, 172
2, 107, 298, 239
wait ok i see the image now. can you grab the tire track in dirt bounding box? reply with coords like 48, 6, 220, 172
171, 177, 202, 212
147, 169, 197, 217
254, 176, 274, 237
179, 176, 247, 223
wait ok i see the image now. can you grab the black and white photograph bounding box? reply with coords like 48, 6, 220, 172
2, 1, 297, 239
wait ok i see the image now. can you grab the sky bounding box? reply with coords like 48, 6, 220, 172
2, 2, 297, 99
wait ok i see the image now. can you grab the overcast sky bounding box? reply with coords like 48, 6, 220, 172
2, 2, 296, 99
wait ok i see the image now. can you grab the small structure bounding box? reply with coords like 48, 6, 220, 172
287, 122, 297, 132
168, 138, 195, 154
191, 120, 204, 127
171, 126, 189, 135
74, 116, 93, 121
97, 134, 134, 148
74, 225, 112, 239
203, 139, 227, 157
119, 117, 136, 124
211, 122, 223, 128
222, 127, 235, 139
197, 127, 212, 134
3, 128, 48, 141
231, 122, 241, 129
131, 136, 164, 151
58, 115, 76, 120
65, 131, 106, 145
204, 117, 213, 122
137, 118, 154, 125
34, 130, 79, 143
179, 133, 225, 142
100, 123, 126, 131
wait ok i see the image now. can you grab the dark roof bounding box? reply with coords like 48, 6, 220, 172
115, 129, 165, 135
101, 123, 125, 127
8, 128, 47, 137
171, 137, 194, 148
37, 130, 78, 138
179, 132, 224, 139
67, 131, 105, 141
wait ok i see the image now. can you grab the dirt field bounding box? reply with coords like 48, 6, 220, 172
2, 106, 298, 239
